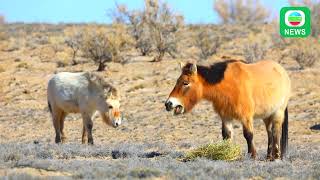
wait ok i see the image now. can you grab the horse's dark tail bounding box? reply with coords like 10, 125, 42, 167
48, 101, 52, 114
281, 107, 288, 159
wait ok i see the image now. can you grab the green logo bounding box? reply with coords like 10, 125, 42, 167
280, 7, 311, 38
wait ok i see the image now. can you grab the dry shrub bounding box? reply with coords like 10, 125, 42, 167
214, 0, 269, 25
82, 24, 130, 71
129, 168, 161, 178
289, 0, 320, 37
184, 141, 242, 161
64, 26, 83, 65
110, 3, 150, 55
111, 0, 183, 61
33, 32, 49, 45
56, 51, 70, 67
0, 15, 5, 24
56, 60, 68, 68
195, 29, 222, 60
48, 36, 64, 58
39, 45, 56, 62
16, 62, 29, 69
0, 31, 8, 41
290, 39, 319, 69
3, 38, 23, 52
146, 0, 184, 61
243, 32, 273, 63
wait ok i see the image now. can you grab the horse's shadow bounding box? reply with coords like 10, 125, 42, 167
310, 124, 320, 130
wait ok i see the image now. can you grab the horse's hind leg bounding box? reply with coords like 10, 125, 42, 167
242, 117, 257, 159
222, 119, 233, 140
60, 112, 67, 143
263, 117, 273, 160
51, 107, 63, 143
271, 110, 284, 160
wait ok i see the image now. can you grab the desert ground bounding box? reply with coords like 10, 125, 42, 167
0, 24, 319, 179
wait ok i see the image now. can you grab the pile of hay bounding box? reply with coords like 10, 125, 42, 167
184, 141, 242, 161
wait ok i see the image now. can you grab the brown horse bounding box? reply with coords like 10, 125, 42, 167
165, 60, 291, 160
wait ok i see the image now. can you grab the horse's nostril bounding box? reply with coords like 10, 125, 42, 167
165, 101, 173, 111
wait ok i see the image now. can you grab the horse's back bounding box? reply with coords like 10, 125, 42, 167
47, 72, 91, 113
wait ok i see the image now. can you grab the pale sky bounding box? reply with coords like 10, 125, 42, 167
0, 0, 289, 24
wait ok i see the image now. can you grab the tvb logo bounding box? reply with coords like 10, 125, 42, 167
280, 7, 311, 38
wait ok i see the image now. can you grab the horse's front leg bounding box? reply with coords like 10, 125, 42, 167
222, 119, 233, 140
81, 113, 94, 145
242, 118, 257, 159
81, 124, 87, 144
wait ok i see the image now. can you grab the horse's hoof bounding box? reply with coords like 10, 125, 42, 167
88, 139, 94, 145
55, 139, 61, 144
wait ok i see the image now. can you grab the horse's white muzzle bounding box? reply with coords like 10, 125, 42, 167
112, 117, 121, 128
165, 97, 184, 115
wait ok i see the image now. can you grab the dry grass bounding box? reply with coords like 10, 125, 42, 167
184, 141, 242, 161
0, 142, 319, 179
289, 39, 320, 69
214, 0, 269, 25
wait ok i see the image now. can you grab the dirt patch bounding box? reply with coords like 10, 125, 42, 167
0, 167, 73, 179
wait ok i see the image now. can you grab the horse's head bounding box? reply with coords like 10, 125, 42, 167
165, 62, 203, 115
106, 93, 121, 127
101, 87, 122, 128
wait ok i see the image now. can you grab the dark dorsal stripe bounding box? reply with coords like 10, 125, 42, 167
184, 60, 245, 84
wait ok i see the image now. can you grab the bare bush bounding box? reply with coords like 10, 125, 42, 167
289, 0, 320, 37
64, 27, 83, 65
214, 0, 269, 25
136, 25, 153, 56
82, 25, 130, 71
0, 15, 5, 24
111, 0, 183, 61
242, 32, 273, 63
195, 29, 222, 60
290, 39, 319, 69
146, 0, 184, 61
110, 3, 153, 56
49, 36, 64, 60
0, 31, 8, 41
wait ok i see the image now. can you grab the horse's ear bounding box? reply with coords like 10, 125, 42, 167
179, 61, 185, 70
190, 63, 197, 74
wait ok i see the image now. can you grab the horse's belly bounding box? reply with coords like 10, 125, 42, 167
56, 100, 80, 113
254, 96, 286, 119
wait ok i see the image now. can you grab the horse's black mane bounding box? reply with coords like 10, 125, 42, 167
184, 60, 246, 84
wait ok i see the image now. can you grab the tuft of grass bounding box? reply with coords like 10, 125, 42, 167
129, 168, 161, 178
16, 62, 29, 69
184, 140, 242, 161
56, 60, 68, 68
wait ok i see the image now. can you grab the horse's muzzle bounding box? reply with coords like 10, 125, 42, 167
165, 101, 173, 111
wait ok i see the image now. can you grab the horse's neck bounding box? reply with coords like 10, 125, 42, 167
202, 81, 238, 118
203, 83, 228, 102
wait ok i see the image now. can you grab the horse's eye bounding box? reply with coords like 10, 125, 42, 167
108, 105, 113, 109
183, 81, 189, 86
